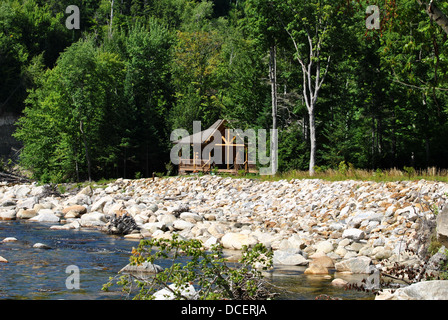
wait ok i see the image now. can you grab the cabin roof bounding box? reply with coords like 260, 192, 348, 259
174, 119, 226, 145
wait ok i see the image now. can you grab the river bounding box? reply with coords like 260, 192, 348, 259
0, 220, 374, 300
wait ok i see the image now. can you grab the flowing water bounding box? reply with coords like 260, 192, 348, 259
0, 220, 374, 300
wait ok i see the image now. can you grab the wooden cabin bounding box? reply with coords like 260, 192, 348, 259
174, 119, 258, 175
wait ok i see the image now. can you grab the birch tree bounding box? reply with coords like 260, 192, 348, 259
273, 0, 336, 176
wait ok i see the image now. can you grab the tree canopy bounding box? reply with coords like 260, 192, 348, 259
3, 0, 448, 181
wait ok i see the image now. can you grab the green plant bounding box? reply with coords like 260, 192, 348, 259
57, 184, 67, 195
102, 235, 276, 300
403, 166, 415, 179
338, 161, 348, 176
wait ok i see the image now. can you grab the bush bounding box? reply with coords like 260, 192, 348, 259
102, 235, 277, 300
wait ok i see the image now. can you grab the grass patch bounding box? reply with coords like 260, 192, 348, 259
193, 166, 448, 183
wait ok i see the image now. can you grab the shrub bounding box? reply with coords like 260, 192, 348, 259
102, 235, 277, 300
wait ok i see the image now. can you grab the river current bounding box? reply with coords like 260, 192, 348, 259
0, 220, 373, 300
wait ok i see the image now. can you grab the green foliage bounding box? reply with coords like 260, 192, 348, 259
102, 235, 276, 300
6, 0, 448, 182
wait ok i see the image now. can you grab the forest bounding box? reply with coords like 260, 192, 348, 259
1, 0, 448, 182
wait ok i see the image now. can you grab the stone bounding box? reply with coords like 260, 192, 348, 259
77, 185, 92, 196
153, 283, 198, 300
142, 222, 166, 233
15, 186, 31, 198
335, 256, 372, 274
148, 204, 159, 213
179, 211, 201, 222
203, 236, 219, 249
221, 232, 258, 250
304, 263, 329, 275
173, 219, 194, 231
342, 228, 365, 240
436, 206, 448, 248
372, 246, 392, 260
33, 243, 51, 249
124, 233, 144, 239
0, 256, 8, 263
62, 205, 87, 215
315, 240, 334, 254
273, 250, 308, 266
158, 213, 177, 225
64, 210, 80, 219
0, 210, 16, 220
2, 237, 17, 242
331, 278, 348, 287
90, 197, 109, 213
17, 209, 37, 219
17, 197, 38, 210
375, 280, 448, 300
348, 211, 383, 227
81, 212, 107, 223
1, 200, 16, 207
311, 255, 334, 268
29, 210, 60, 222
119, 261, 163, 274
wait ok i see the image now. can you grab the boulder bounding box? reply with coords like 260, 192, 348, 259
273, 250, 308, 266
33, 243, 51, 249
17, 209, 37, 219
81, 212, 107, 223
436, 206, 448, 248
311, 255, 334, 268
153, 283, 198, 300
62, 205, 87, 215
304, 263, 329, 275
17, 197, 38, 210
0, 210, 16, 220
221, 232, 258, 250
331, 278, 348, 287
0, 256, 8, 263
29, 209, 60, 222
119, 261, 163, 274
342, 228, 365, 240
77, 185, 92, 196
315, 240, 334, 254
376, 280, 448, 300
335, 256, 372, 274
2, 237, 17, 242
173, 219, 194, 231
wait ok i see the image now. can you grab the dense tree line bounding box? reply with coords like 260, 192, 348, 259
1, 0, 448, 182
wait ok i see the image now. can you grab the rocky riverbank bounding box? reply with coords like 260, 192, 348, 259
1, 176, 447, 278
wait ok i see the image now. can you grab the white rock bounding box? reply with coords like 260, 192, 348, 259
29, 209, 59, 222
342, 228, 365, 240
173, 219, 194, 231
315, 240, 334, 254
119, 261, 163, 274
0, 210, 16, 220
273, 250, 308, 266
17, 197, 38, 210
203, 236, 219, 249
153, 283, 198, 300
33, 243, 51, 249
221, 232, 258, 250
335, 256, 372, 273
376, 280, 448, 300
81, 212, 107, 223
